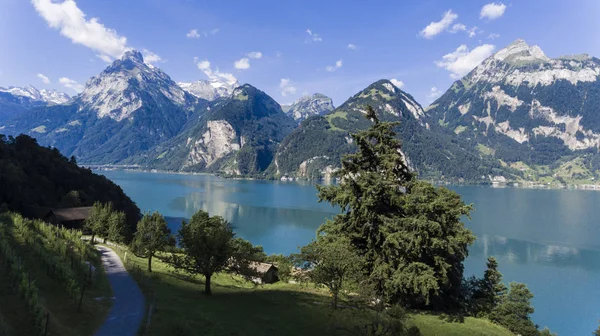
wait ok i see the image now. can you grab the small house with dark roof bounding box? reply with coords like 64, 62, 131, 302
249, 262, 279, 284
44, 206, 92, 229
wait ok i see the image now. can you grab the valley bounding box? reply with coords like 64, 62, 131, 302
2, 40, 600, 187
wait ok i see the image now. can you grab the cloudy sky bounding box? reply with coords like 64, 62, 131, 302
1, 0, 599, 106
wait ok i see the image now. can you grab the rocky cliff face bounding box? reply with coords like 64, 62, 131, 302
129, 84, 297, 175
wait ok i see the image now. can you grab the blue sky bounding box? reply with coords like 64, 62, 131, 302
1, 0, 599, 106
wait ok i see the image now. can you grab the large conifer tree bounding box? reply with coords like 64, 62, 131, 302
317, 106, 475, 309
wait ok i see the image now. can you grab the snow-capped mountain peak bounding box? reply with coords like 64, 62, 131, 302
0, 85, 70, 105
177, 79, 239, 101
79, 49, 192, 121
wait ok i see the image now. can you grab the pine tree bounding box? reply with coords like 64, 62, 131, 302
480, 257, 507, 314
317, 106, 474, 309
490, 282, 539, 336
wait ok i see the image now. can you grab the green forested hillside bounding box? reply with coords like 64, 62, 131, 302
0, 134, 140, 230
272, 80, 515, 182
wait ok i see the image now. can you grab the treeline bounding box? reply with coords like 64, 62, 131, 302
84, 203, 268, 295
0, 134, 141, 231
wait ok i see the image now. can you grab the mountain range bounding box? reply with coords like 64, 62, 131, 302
2, 39, 599, 184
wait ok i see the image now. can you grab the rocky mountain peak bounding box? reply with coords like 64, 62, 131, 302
282, 93, 335, 123
178, 79, 239, 101
338, 79, 425, 122
493, 39, 549, 64
121, 49, 144, 63
79, 49, 192, 122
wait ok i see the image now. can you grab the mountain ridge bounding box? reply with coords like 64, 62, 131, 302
426, 39, 600, 184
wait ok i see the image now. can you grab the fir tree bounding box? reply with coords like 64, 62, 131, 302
317, 106, 475, 309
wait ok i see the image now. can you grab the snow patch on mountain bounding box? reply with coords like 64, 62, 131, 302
178, 79, 238, 101
0, 85, 70, 104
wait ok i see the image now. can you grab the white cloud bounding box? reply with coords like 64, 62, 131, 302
420, 10, 458, 39
429, 87, 442, 99
196, 59, 211, 71
390, 79, 404, 89
141, 49, 162, 65
194, 57, 237, 85
233, 52, 262, 70
468, 26, 480, 38
247, 51, 262, 59
234, 57, 250, 70
186, 29, 200, 38
435, 44, 496, 78
280, 78, 296, 96
306, 29, 322, 42
187, 28, 219, 39
32, 0, 128, 60
450, 23, 466, 33
488, 33, 500, 40
59, 77, 83, 92
347, 43, 357, 50
480, 3, 507, 20
96, 54, 113, 63
325, 59, 343, 72
37, 73, 50, 84
32, 0, 161, 64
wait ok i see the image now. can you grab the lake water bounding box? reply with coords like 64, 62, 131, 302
99, 170, 600, 335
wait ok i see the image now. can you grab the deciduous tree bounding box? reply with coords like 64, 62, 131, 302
131, 212, 171, 272
169, 210, 265, 295
296, 235, 363, 309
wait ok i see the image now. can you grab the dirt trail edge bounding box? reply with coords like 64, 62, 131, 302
95, 245, 145, 336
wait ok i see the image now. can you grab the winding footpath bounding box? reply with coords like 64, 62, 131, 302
94, 245, 145, 336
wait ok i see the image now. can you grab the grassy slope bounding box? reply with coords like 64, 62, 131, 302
410, 313, 513, 336
0, 229, 112, 336
113, 247, 514, 336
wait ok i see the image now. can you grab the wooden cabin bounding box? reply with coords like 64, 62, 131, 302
249, 262, 279, 284
44, 206, 92, 229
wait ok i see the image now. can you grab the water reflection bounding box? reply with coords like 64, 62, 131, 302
167, 191, 334, 254
469, 234, 600, 273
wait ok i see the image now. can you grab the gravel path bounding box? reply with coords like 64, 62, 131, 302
94, 245, 145, 336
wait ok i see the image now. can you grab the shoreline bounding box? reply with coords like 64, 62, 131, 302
86, 165, 600, 191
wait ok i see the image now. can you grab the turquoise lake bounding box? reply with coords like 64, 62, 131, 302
100, 170, 600, 335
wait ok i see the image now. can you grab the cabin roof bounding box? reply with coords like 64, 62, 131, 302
249, 262, 277, 274
47, 206, 93, 222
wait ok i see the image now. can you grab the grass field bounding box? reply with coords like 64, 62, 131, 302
0, 227, 112, 336
111, 246, 514, 336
